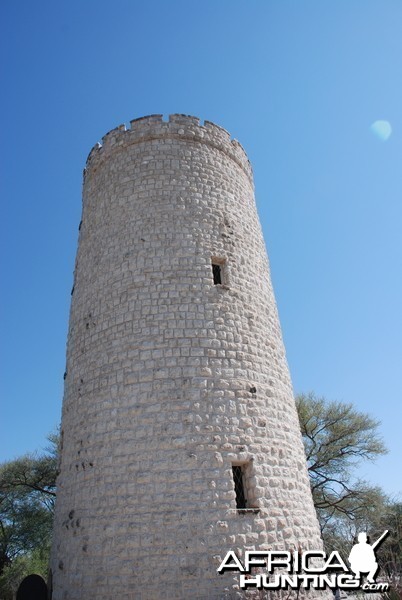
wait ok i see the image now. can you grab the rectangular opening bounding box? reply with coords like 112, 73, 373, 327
211, 257, 226, 285
232, 465, 247, 509
212, 263, 222, 285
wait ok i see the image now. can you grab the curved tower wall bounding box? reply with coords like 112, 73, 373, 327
51, 114, 322, 599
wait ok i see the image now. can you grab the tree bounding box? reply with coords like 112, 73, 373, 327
372, 500, 402, 594
296, 392, 387, 530
297, 393, 402, 595
0, 432, 58, 598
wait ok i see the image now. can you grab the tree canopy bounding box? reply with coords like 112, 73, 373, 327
0, 433, 58, 598
296, 392, 387, 526
296, 392, 401, 596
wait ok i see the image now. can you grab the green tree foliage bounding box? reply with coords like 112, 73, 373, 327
296, 393, 402, 593
374, 501, 402, 592
296, 392, 387, 527
0, 432, 58, 598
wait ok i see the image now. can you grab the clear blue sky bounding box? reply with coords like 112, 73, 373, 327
1, 1, 401, 496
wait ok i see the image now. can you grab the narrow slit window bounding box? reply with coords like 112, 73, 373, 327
232, 465, 247, 509
211, 258, 226, 285
212, 263, 222, 285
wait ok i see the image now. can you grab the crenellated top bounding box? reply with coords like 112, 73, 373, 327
84, 114, 253, 183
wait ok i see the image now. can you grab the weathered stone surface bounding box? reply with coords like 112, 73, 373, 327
51, 115, 324, 599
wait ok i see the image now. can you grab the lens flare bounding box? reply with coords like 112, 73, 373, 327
370, 120, 392, 141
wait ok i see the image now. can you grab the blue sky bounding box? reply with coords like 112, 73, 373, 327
1, 1, 401, 496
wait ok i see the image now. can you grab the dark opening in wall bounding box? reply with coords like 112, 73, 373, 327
211, 258, 226, 285
232, 465, 247, 509
212, 263, 222, 285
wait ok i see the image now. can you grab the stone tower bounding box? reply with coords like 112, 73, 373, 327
51, 115, 323, 599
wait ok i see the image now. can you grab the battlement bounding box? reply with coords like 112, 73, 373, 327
85, 114, 253, 182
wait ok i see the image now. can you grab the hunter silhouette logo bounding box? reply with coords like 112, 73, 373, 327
349, 530, 389, 585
